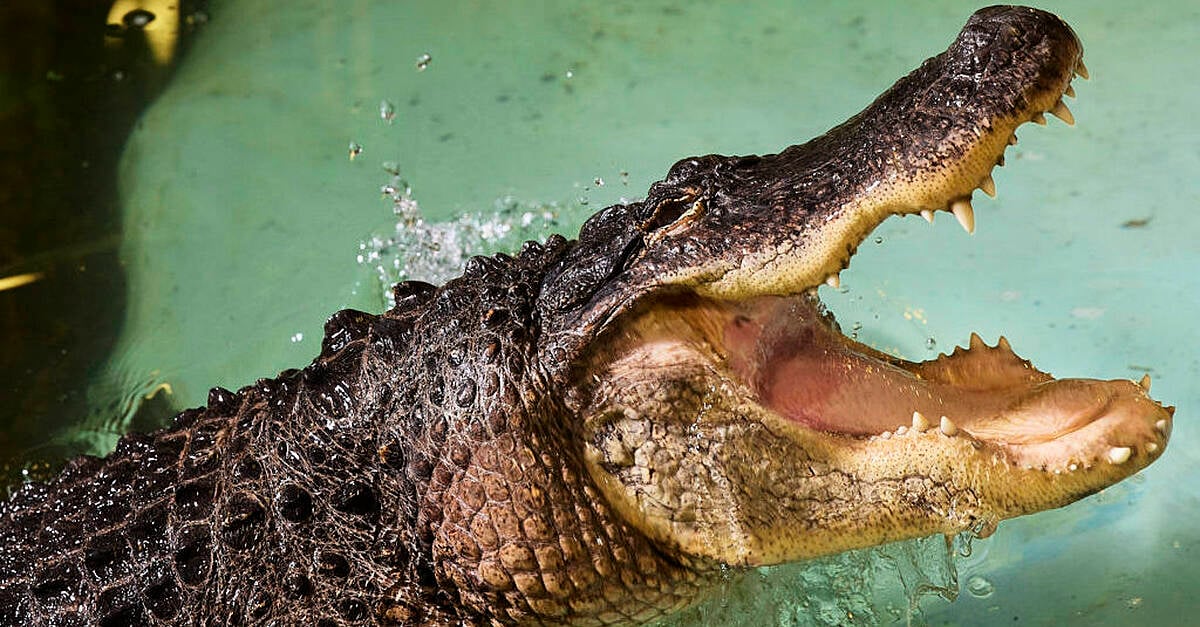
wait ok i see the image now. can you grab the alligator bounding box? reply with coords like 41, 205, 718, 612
0, 5, 1174, 626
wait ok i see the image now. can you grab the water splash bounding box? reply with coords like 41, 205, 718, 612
663, 533, 967, 626
355, 169, 568, 310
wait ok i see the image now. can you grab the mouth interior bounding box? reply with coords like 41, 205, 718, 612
619, 259, 1168, 472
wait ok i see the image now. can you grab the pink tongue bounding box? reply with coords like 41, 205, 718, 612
722, 297, 1048, 436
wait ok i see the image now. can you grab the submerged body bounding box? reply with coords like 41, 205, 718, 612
0, 6, 1173, 625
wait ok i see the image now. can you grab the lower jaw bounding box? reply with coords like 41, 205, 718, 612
717, 292, 1170, 473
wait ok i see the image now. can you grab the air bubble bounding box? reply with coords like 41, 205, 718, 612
416, 53, 432, 71
874, 236, 884, 244
925, 337, 937, 350
380, 100, 396, 124
966, 575, 994, 598
348, 142, 363, 161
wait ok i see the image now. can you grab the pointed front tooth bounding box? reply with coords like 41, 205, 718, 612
1031, 112, 1047, 125
1075, 60, 1090, 79
951, 199, 975, 234
1138, 374, 1151, 392
939, 416, 959, 437
920, 209, 935, 224
1107, 446, 1132, 465
1051, 100, 1075, 125
912, 411, 931, 432
1065, 84, 1076, 98
825, 273, 841, 289
979, 174, 996, 197
969, 332, 985, 350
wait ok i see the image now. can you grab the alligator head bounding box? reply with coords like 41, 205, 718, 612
542, 5, 1172, 573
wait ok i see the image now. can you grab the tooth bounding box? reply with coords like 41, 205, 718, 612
920, 209, 935, 224
1032, 112, 1047, 125
1137, 374, 1151, 392
939, 416, 959, 437
912, 411, 931, 432
1008, 134, 1018, 146
1051, 100, 1075, 125
825, 273, 841, 289
880, 431, 892, 440
1146, 442, 1159, 454
969, 332, 985, 350
951, 199, 975, 234
1156, 419, 1171, 436
997, 336, 1013, 352
1065, 84, 1076, 98
1107, 446, 1132, 465
1075, 60, 1090, 80
895, 425, 908, 435
979, 174, 997, 197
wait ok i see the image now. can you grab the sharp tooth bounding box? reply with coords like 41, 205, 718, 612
969, 332, 985, 350
1032, 112, 1047, 125
920, 209, 935, 224
951, 199, 975, 234
1051, 100, 1075, 125
1156, 419, 1171, 436
1075, 60, 1090, 80
979, 174, 997, 197
1147, 442, 1159, 454
1065, 84, 1076, 98
825, 273, 841, 289
939, 416, 959, 437
912, 411, 931, 432
997, 336, 1012, 352
1137, 374, 1151, 392
1107, 446, 1132, 465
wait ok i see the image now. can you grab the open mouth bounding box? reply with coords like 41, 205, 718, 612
719, 292, 1172, 473
595, 53, 1172, 482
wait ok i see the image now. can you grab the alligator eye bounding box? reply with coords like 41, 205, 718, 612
644, 199, 705, 245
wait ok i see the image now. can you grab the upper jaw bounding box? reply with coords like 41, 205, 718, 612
624, 6, 1086, 303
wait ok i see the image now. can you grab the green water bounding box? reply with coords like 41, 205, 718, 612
40, 0, 1200, 623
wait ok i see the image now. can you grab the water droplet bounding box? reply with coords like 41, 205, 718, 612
379, 100, 395, 124
966, 575, 994, 598
415, 53, 432, 71
565, 69, 575, 79
290, 333, 304, 343
348, 142, 363, 161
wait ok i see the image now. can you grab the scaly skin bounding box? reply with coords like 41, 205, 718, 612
0, 6, 1173, 625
